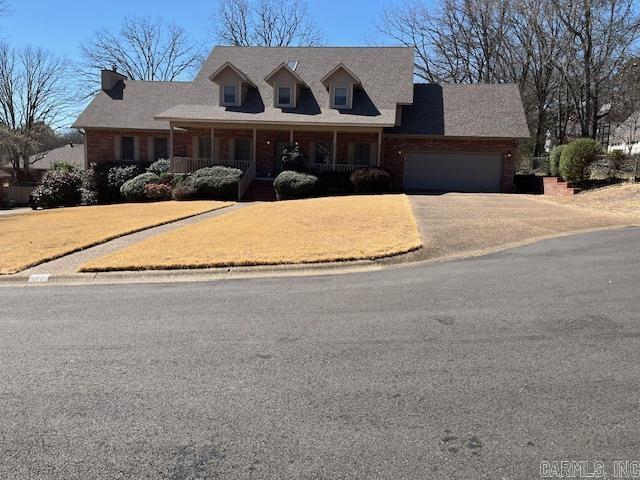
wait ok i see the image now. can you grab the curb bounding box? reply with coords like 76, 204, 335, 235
0, 259, 383, 287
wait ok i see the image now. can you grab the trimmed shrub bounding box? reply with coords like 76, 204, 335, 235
559, 138, 601, 182
188, 166, 243, 200
80, 188, 99, 206
172, 184, 198, 201
350, 167, 392, 193
144, 183, 173, 201
120, 172, 160, 202
281, 144, 306, 172
549, 144, 566, 177
147, 158, 171, 175
274, 170, 319, 200
108, 165, 140, 198
51, 160, 81, 173
31, 169, 83, 209
170, 173, 189, 187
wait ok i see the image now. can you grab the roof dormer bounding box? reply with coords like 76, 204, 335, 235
264, 61, 307, 109
321, 64, 361, 110
209, 62, 255, 107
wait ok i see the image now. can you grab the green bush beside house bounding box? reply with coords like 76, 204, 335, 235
559, 139, 601, 183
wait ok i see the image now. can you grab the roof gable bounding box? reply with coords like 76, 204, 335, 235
209, 62, 255, 87
264, 62, 307, 86
320, 64, 361, 87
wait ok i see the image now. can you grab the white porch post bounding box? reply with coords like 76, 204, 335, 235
289, 129, 294, 145
169, 122, 174, 162
252, 128, 257, 163
377, 129, 382, 167
211, 127, 216, 162
332, 130, 337, 168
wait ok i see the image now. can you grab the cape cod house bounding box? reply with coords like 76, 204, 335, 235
73, 46, 530, 197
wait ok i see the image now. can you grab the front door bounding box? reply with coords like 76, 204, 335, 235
274, 141, 288, 174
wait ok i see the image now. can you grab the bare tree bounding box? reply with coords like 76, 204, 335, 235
552, 0, 640, 138
79, 16, 203, 95
213, 0, 324, 47
375, 1, 439, 81
0, 43, 73, 182
510, 0, 568, 155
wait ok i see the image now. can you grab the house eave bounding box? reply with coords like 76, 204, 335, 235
157, 116, 394, 129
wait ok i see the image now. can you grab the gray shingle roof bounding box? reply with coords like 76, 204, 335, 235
73, 81, 191, 130
28, 143, 86, 170
387, 84, 530, 138
73, 47, 530, 139
74, 46, 414, 130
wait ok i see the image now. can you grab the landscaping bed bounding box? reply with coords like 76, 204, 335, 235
80, 195, 422, 272
0, 201, 231, 274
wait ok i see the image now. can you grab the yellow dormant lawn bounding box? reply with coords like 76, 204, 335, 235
0, 201, 231, 274
81, 195, 422, 272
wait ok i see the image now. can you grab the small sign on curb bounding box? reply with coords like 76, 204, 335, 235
28, 274, 50, 283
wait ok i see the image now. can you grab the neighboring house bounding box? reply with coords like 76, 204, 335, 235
73, 46, 530, 194
25, 143, 86, 183
608, 111, 640, 155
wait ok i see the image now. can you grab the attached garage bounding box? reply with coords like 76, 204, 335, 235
403, 152, 504, 192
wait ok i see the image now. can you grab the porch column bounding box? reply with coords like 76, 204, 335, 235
290, 129, 294, 145
377, 129, 382, 167
169, 122, 174, 162
211, 127, 216, 162
332, 131, 337, 168
252, 128, 257, 162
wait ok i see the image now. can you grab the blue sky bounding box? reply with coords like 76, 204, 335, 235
2, 0, 389, 60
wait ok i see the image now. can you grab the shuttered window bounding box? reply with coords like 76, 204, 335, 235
121, 136, 135, 161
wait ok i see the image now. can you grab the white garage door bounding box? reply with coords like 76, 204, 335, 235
403, 152, 503, 192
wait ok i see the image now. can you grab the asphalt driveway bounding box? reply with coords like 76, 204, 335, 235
1, 227, 640, 479
408, 193, 637, 261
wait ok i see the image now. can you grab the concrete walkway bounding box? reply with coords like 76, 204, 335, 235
0, 207, 31, 216
23, 203, 248, 275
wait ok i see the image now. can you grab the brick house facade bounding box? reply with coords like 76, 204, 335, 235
75, 47, 530, 195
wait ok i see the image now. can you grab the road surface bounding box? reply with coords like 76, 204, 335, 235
1, 227, 639, 479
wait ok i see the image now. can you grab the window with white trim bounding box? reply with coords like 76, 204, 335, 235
333, 87, 348, 108
234, 138, 251, 161
199, 137, 212, 159
154, 137, 168, 160
354, 143, 371, 165
121, 136, 134, 161
276, 86, 292, 107
223, 85, 237, 105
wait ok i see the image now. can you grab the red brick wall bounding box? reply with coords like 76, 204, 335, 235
382, 136, 517, 192
85, 129, 190, 164
85, 128, 518, 192
543, 177, 576, 196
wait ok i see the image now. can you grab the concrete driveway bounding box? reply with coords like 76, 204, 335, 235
408, 193, 637, 261
1, 228, 640, 479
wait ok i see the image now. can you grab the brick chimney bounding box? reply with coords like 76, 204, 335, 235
101, 66, 127, 91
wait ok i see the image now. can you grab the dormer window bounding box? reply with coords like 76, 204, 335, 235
322, 64, 361, 110
209, 62, 255, 108
333, 87, 348, 108
223, 85, 237, 105
265, 62, 307, 109
276, 86, 292, 107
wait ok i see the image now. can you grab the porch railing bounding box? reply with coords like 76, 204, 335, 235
309, 163, 364, 174
170, 157, 253, 173
237, 161, 256, 200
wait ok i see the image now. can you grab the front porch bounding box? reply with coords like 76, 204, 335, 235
167, 123, 383, 177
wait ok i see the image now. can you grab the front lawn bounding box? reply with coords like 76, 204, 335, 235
81, 195, 422, 272
0, 201, 231, 274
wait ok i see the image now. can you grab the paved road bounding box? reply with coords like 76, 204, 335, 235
2, 227, 639, 479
